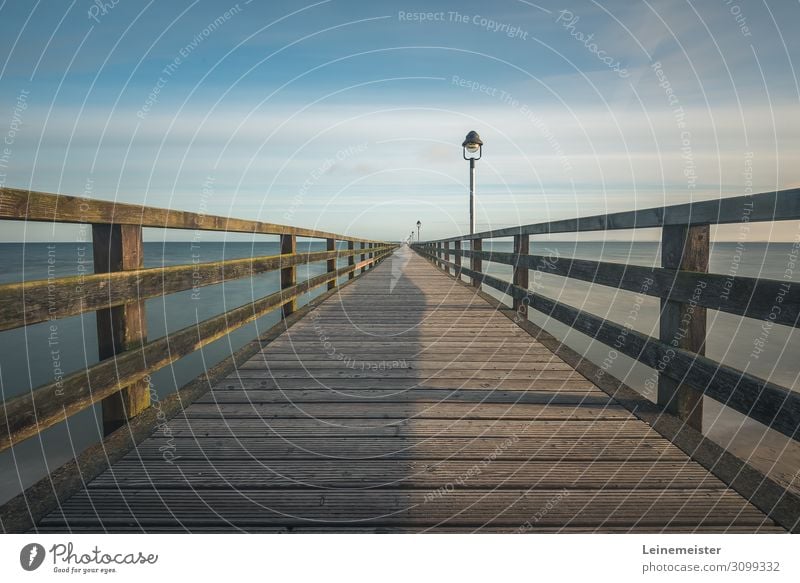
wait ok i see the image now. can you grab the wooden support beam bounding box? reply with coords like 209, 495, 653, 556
348, 241, 355, 279
658, 225, 709, 431
513, 234, 530, 318
471, 238, 482, 288
455, 241, 462, 279
444, 242, 450, 275
92, 224, 149, 435
360, 242, 367, 274
326, 238, 337, 290
280, 234, 297, 317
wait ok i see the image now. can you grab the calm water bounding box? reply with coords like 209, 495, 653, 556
1, 239, 798, 504
474, 240, 800, 493
0, 240, 350, 504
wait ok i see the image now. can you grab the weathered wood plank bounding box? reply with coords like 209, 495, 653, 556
434, 187, 800, 242
0, 186, 382, 242
39, 489, 773, 529
92, 223, 149, 435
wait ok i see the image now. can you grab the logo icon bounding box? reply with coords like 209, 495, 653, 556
20, 543, 46, 571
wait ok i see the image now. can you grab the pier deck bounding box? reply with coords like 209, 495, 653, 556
38, 248, 781, 532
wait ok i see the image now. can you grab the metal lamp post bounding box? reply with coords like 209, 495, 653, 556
416, 220, 421, 242
462, 130, 483, 235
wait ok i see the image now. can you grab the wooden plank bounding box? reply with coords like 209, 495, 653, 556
471, 238, 482, 288
39, 489, 773, 529
213, 378, 600, 391
280, 234, 297, 317
92, 224, 149, 435
513, 234, 529, 318
658, 224, 708, 429
92, 459, 720, 490
348, 240, 355, 280
164, 418, 659, 438
199, 389, 607, 404
182, 402, 630, 421
131, 436, 688, 461
326, 238, 337, 290
0, 186, 382, 242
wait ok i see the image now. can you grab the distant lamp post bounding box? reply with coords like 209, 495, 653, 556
416, 220, 421, 242
462, 130, 483, 235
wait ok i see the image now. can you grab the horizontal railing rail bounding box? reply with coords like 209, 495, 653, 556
0, 187, 397, 452
436, 187, 800, 242
0, 187, 382, 242
413, 187, 800, 443
0, 245, 395, 332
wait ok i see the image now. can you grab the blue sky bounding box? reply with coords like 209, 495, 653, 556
1, 0, 799, 241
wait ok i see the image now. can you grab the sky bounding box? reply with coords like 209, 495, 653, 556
0, 0, 799, 241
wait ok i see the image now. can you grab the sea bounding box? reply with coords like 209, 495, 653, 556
0, 240, 797, 504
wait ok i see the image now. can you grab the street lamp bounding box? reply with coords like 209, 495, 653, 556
416, 220, 421, 242
462, 130, 483, 235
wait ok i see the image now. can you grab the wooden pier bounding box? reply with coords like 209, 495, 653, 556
0, 187, 798, 533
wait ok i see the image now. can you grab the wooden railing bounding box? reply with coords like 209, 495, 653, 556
413, 188, 800, 441
0, 187, 396, 451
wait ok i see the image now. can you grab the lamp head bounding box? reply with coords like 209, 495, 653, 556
462, 130, 483, 160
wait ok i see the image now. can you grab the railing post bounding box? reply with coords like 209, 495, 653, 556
326, 238, 337, 290
658, 224, 709, 430
368, 243, 373, 269
92, 224, 149, 435
471, 238, 482, 289
444, 242, 450, 275
513, 234, 529, 318
348, 240, 355, 279
361, 242, 367, 274
454, 240, 462, 279
280, 234, 297, 317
